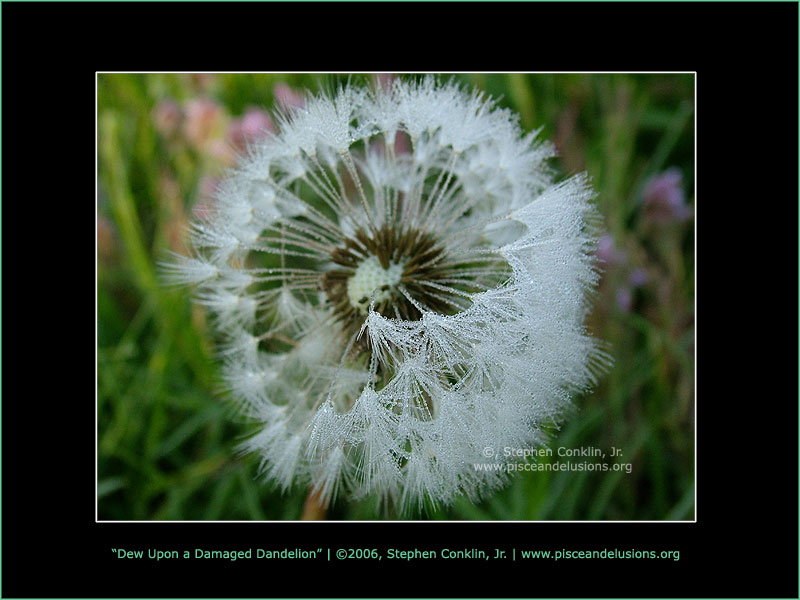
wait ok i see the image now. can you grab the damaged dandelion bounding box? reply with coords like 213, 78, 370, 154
163, 77, 608, 516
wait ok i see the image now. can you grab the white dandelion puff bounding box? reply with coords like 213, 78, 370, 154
159, 252, 219, 285
166, 76, 608, 514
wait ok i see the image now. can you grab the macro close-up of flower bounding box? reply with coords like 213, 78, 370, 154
14, 2, 794, 593
162, 78, 607, 512
98, 73, 695, 521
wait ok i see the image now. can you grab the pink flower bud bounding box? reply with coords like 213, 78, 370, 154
227, 107, 274, 151
596, 234, 627, 265
273, 82, 305, 110
152, 99, 182, 138
642, 168, 692, 224
183, 98, 225, 148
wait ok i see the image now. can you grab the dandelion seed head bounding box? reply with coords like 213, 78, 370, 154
166, 76, 608, 513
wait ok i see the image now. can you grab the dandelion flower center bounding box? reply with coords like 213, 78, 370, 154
321, 221, 510, 331
346, 256, 404, 313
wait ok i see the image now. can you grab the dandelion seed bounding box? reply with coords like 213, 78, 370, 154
167, 77, 608, 513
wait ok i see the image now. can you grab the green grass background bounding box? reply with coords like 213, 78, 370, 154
97, 73, 694, 520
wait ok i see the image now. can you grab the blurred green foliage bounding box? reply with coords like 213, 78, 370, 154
97, 73, 694, 520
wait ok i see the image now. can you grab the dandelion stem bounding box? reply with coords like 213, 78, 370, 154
300, 486, 328, 521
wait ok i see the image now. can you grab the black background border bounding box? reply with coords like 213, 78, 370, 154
2, 2, 798, 598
